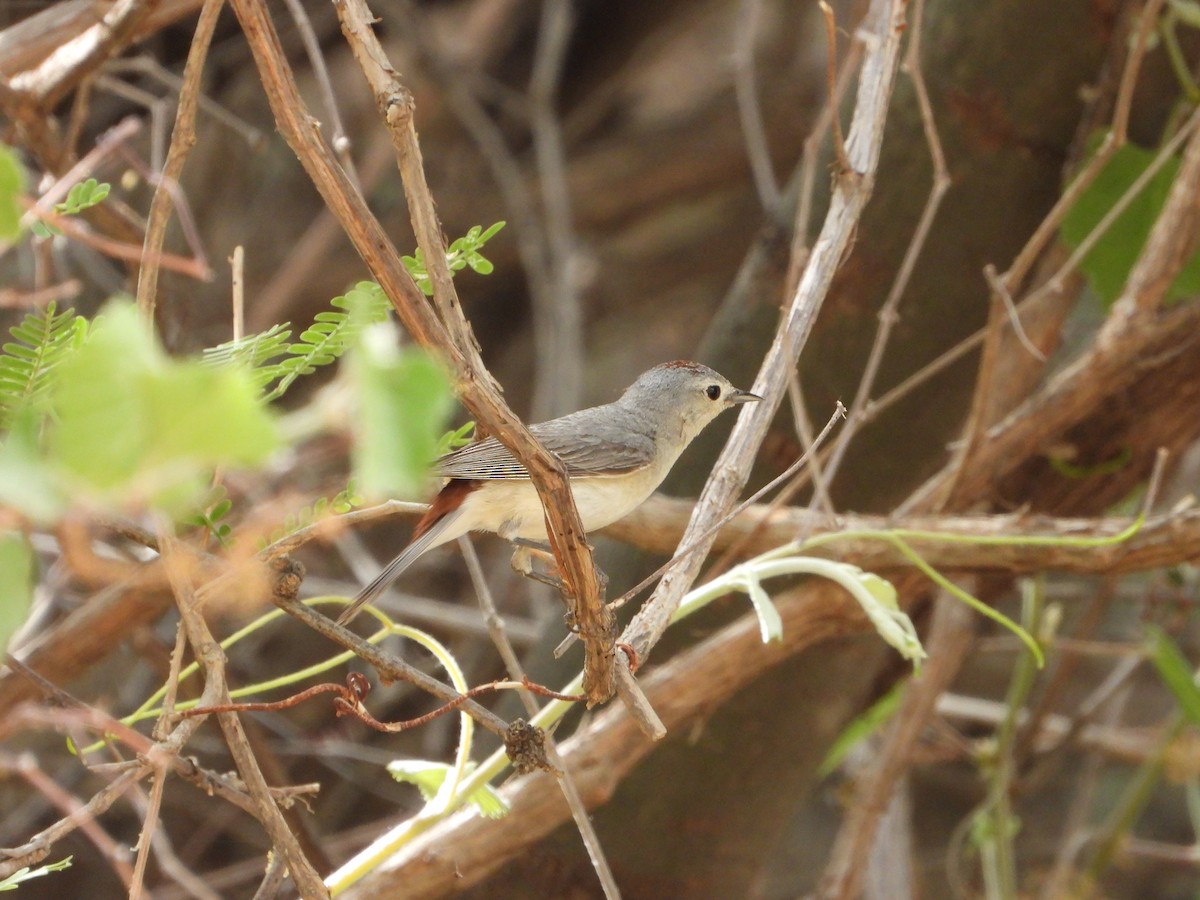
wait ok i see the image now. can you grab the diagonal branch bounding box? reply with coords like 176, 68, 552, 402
619, 0, 910, 665
228, 0, 614, 704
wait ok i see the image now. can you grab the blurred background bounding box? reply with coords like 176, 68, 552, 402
3, 0, 1200, 897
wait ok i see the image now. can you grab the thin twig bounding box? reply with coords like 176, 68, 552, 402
821, 0, 950, 493
790, 39, 865, 293
231, 244, 245, 341
158, 527, 328, 898
281, 0, 361, 192
819, 1, 851, 176
734, 0, 780, 210
816, 591, 976, 900
985, 263, 1045, 361
528, 0, 583, 420
135, 0, 222, 319
128, 759, 167, 899
0, 765, 147, 879
461, 535, 622, 899
619, 0, 908, 667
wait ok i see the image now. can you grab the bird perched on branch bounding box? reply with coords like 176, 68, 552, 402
337, 360, 760, 625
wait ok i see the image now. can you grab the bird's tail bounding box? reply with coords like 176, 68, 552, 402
335, 508, 463, 626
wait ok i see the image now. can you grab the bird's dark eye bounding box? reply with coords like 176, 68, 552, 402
706, 384, 721, 400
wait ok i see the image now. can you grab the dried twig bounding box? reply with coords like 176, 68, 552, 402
158, 528, 328, 898
135, 0, 223, 318
230, 0, 615, 704
463, 535, 627, 899
620, 0, 908, 667
816, 592, 976, 899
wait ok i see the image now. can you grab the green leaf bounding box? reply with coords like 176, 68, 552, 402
50, 303, 157, 489
49, 302, 278, 509
350, 329, 454, 499
401, 221, 505, 297
55, 178, 110, 215
0, 407, 66, 521
143, 361, 277, 467
436, 420, 476, 456
819, 679, 906, 777
0, 143, 23, 241
740, 575, 784, 643
202, 322, 293, 391
387, 760, 509, 818
0, 532, 34, 655
0, 301, 88, 429
1060, 140, 1200, 305
0, 856, 72, 891
1146, 625, 1200, 726
29, 221, 61, 238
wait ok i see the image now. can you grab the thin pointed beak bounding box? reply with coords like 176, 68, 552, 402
730, 389, 762, 404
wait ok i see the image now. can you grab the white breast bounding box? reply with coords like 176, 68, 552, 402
453, 459, 671, 544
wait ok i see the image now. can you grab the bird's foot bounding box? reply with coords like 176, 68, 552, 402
509, 539, 608, 597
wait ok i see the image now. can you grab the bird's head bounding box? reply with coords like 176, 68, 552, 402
620, 360, 761, 446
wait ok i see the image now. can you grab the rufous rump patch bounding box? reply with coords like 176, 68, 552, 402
412, 479, 481, 540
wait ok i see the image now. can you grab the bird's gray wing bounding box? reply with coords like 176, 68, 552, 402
435, 405, 656, 480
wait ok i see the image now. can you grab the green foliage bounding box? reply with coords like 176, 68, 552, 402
819, 679, 905, 777
1146, 625, 1200, 725
436, 420, 476, 457
55, 178, 110, 215
204, 224, 505, 401
0, 143, 22, 240
186, 485, 235, 548
30, 178, 112, 239
203, 282, 390, 401
387, 760, 508, 818
0, 532, 34, 654
1060, 139, 1200, 305
0, 408, 65, 521
14, 301, 281, 513
401, 221, 505, 295
266, 481, 364, 545
350, 327, 454, 499
201, 323, 292, 391
0, 856, 72, 891
0, 302, 88, 429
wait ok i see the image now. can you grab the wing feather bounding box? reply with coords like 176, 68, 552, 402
436, 404, 656, 480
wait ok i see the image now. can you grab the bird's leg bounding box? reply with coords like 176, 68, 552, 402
509, 540, 566, 590
508, 538, 609, 595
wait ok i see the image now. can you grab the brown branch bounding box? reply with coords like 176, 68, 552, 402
0, 596, 233, 881
0, 0, 203, 80
3, 753, 136, 887
25, 202, 211, 280
136, 0, 224, 320
270, 592, 517, 743
816, 592, 976, 899
350, 577, 883, 897
619, 0, 909, 667
608, 497, 1200, 576
228, 0, 613, 705
6, 0, 155, 109
158, 530, 328, 898
0, 764, 147, 879
905, 291, 1200, 512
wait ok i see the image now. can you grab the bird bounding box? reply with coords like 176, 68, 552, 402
336, 360, 761, 625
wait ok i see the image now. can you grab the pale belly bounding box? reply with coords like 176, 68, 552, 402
451, 465, 667, 544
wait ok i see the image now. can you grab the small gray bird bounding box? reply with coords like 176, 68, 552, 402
337, 360, 760, 625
